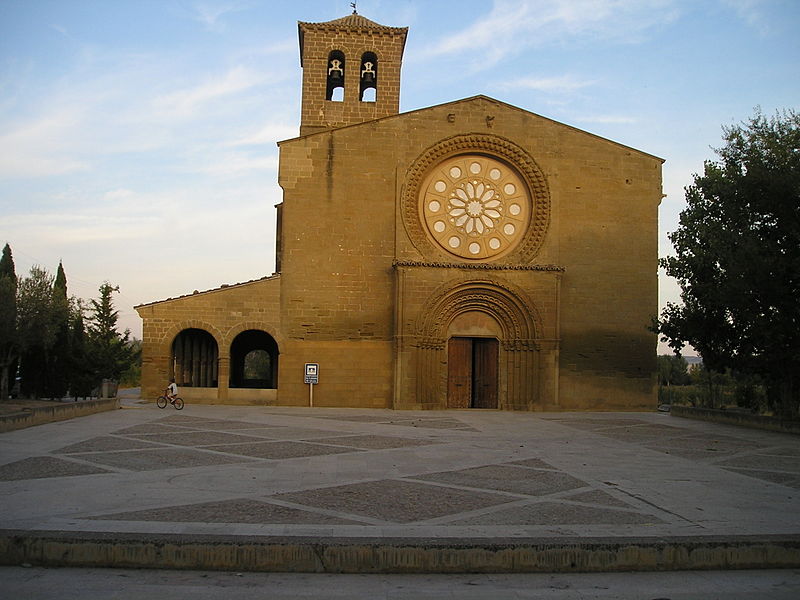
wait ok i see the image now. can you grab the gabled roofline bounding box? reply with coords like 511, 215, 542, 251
278, 94, 665, 163
134, 274, 280, 310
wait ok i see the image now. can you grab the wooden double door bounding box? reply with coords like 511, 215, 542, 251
447, 337, 498, 409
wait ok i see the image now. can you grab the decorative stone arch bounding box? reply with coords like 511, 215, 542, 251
417, 279, 542, 348
225, 323, 281, 390
161, 320, 225, 356
163, 321, 223, 389
402, 133, 551, 264
223, 322, 284, 350
412, 279, 545, 409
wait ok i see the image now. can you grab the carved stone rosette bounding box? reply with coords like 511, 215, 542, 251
403, 133, 550, 264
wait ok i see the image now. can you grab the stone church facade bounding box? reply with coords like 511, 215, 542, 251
136, 13, 663, 411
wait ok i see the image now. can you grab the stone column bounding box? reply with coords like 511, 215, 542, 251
217, 355, 230, 402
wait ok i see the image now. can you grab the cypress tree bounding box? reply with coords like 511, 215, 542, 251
0, 243, 18, 400
46, 262, 72, 399
69, 307, 94, 399
88, 283, 135, 382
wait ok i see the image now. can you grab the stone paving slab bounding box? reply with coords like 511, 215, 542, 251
272, 479, 516, 523
449, 501, 665, 526
0, 456, 112, 480
76, 447, 255, 471
310, 435, 442, 450
94, 498, 366, 525
54, 436, 169, 454
413, 464, 588, 497
122, 430, 270, 447
202, 440, 362, 459
2, 405, 800, 572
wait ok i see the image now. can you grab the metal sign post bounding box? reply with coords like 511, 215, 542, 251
304, 363, 319, 407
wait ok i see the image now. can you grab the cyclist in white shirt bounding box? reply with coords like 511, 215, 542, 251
166, 378, 178, 404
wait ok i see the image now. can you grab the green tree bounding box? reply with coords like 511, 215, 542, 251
657, 354, 690, 387
45, 262, 73, 399
88, 282, 136, 382
657, 109, 800, 417
17, 266, 57, 398
0, 243, 18, 400
119, 337, 142, 387
68, 305, 94, 399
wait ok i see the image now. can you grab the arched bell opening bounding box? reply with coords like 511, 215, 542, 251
230, 330, 279, 389
359, 51, 377, 102
171, 328, 219, 388
326, 50, 345, 101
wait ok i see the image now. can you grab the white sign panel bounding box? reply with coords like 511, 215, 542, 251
304, 363, 319, 384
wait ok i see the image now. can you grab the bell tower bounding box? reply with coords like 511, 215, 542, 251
297, 12, 408, 136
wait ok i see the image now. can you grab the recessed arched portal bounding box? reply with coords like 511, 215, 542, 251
171, 328, 219, 388
413, 280, 543, 410
447, 311, 502, 409
230, 330, 279, 389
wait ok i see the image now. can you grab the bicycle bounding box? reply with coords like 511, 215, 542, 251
156, 392, 184, 410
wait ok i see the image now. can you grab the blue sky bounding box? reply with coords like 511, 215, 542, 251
1, 0, 798, 352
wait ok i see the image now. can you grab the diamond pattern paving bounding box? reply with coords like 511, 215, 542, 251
563, 489, 635, 508
386, 418, 479, 431
54, 436, 168, 454
185, 420, 280, 431
76, 448, 253, 471
414, 464, 588, 496
450, 501, 665, 526
9, 408, 795, 534
645, 434, 766, 459
203, 440, 361, 459
309, 435, 441, 450
541, 418, 648, 430
272, 479, 514, 523
0, 456, 110, 480
114, 423, 201, 435
122, 431, 268, 447
92, 499, 365, 524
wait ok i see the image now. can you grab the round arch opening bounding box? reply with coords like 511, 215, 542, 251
230, 330, 279, 389
171, 328, 219, 388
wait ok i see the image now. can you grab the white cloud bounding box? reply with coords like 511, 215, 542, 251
501, 75, 596, 93
722, 0, 771, 34
0, 107, 91, 177
227, 122, 297, 146
153, 65, 266, 118
573, 114, 638, 125
186, 151, 278, 176
426, 0, 680, 67
190, 2, 251, 30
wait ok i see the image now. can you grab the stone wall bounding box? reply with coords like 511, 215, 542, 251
138, 96, 661, 410
136, 277, 282, 402
277, 95, 661, 409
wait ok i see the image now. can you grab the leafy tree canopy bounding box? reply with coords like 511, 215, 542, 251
657, 354, 690, 387
657, 108, 800, 416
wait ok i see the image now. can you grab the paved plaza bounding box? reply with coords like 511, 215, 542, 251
1, 401, 799, 572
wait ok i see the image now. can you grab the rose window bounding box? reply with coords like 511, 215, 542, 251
419, 155, 531, 260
